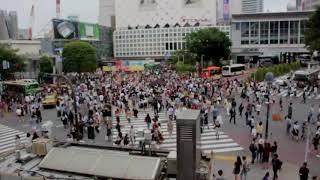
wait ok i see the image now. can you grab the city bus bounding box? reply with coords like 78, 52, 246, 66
293, 69, 320, 88
201, 66, 221, 78
222, 64, 246, 76
3, 79, 42, 95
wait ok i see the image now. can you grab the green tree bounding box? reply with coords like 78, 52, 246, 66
305, 6, 320, 51
185, 27, 232, 65
0, 44, 25, 80
39, 56, 53, 74
62, 41, 97, 72
170, 50, 197, 65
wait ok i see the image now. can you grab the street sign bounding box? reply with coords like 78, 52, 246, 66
2, 60, 10, 69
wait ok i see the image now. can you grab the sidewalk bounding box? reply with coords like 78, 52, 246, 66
210, 157, 300, 180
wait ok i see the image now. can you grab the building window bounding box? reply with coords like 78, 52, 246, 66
280, 21, 288, 44
241, 22, 249, 45
250, 22, 259, 44
300, 20, 307, 44
260, 22, 269, 44
290, 21, 299, 44
270, 21, 279, 44
165, 43, 169, 50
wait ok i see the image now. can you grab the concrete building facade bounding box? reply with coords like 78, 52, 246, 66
115, 0, 216, 28
113, 25, 230, 59
231, 11, 312, 63
98, 0, 115, 28
0, 40, 42, 79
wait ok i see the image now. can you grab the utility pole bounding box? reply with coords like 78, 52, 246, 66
48, 73, 80, 141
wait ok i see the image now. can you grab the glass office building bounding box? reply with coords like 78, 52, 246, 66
231, 11, 313, 63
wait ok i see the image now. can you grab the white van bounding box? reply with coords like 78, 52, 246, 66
222, 64, 246, 76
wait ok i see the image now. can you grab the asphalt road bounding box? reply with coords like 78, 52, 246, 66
0, 74, 320, 177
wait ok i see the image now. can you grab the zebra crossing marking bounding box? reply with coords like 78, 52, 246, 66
112, 110, 243, 154
0, 124, 27, 154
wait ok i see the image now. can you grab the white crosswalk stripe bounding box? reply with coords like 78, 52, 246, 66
112, 110, 243, 154
276, 88, 320, 100
0, 124, 27, 154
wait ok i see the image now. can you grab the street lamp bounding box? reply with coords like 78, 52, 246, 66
264, 72, 274, 140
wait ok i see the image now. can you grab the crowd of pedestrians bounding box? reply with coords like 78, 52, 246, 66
0, 64, 319, 179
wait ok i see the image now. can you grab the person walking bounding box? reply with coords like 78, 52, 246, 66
288, 102, 293, 119
233, 156, 242, 180
299, 162, 309, 180
271, 141, 278, 156
302, 91, 306, 104
239, 103, 244, 117
256, 121, 263, 138
240, 156, 249, 180
145, 113, 152, 129
129, 125, 135, 146
286, 116, 292, 135
249, 141, 258, 164
167, 119, 173, 137
271, 154, 282, 180
229, 108, 236, 124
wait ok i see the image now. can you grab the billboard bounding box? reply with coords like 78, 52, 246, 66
102, 60, 145, 72
216, 0, 230, 23
52, 19, 79, 39
79, 22, 100, 41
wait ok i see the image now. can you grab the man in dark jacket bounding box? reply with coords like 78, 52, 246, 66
271, 154, 282, 180
299, 162, 309, 180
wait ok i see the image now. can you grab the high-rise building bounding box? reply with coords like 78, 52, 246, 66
0, 10, 18, 40
6, 11, 18, 40
0, 10, 9, 40
304, 0, 320, 10
242, 0, 264, 13
98, 0, 115, 28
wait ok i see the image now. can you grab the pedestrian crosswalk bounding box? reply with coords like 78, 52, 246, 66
272, 88, 320, 100
0, 124, 27, 154
112, 110, 243, 154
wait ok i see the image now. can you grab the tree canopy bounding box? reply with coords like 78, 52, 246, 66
62, 41, 97, 72
39, 55, 53, 74
185, 27, 232, 65
0, 44, 25, 80
305, 6, 320, 51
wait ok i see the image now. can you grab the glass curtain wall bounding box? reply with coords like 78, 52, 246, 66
250, 22, 259, 44
241, 22, 250, 45
300, 20, 306, 44
280, 21, 289, 44
270, 21, 279, 44
290, 21, 299, 44
260, 22, 269, 44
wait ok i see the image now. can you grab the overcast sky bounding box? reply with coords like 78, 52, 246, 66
0, 0, 290, 36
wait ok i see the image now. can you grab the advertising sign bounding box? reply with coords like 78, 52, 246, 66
223, 0, 230, 21
216, 0, 230, 23
102, 60, 145, 72
52, 19, 79, 39
79, 23, 100, 41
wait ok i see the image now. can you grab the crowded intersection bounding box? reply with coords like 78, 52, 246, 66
0, 63, 320, 179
